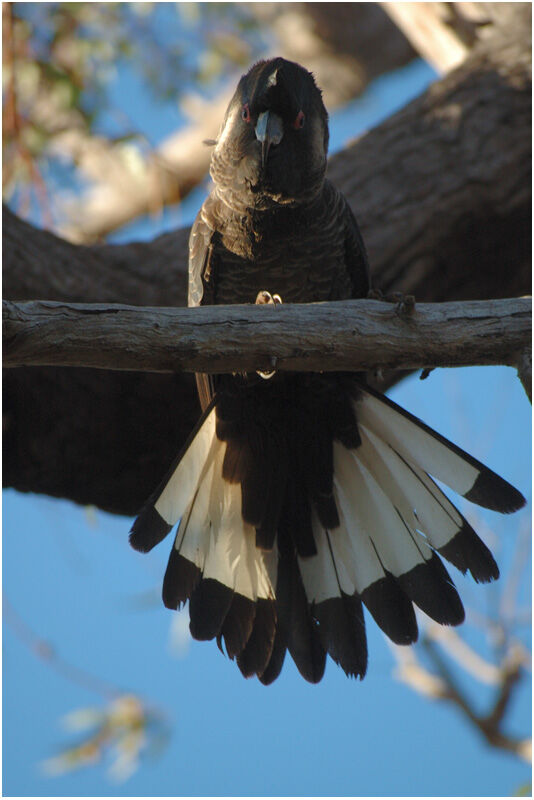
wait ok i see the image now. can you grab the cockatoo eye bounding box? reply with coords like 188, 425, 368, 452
242, 103, 252, 123
293, 110, 305, 129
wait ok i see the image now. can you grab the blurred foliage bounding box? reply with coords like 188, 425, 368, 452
41, 694, 170, 783
2, 2, 268, 209
5, 595, 170, 784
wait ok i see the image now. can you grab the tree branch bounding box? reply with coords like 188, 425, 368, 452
382, 2, 471, 73
392, 628, 531, 764
421, 635, 531, 763
4, 298, 531, 376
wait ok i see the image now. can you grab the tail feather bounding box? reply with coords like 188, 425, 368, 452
304, 422, 339, 529
312, 591, 367, 679
333, 465, 419, 643
334, 442, 432, 578
438, 522, 499, 583
218, 594, 256, 659
355, 386, 526, 514
187, 471, 277, 646
336, 433, 465, 626
130, 378, 525, 685
189, 578, 234, 641
162, 549, 201, 610
287, 589, 326, 683
332, 476, 419, 644
299, 519, 368, 678
161, 456, 217, 609
130, 401, 218, 553
354, 415, 499, 583
154, 407, 218, 530
278, 531, 326, 683
397, 552, 465, 626
409, 464, 499, 583
237, 598, 277, 678
258, 624, 288, 685
255, 458, 287, 550
154, 418, 278, 667
360, 573, 418, 645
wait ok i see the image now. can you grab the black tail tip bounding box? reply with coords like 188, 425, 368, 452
129, 529, 151, 553
129, 506, 173, 553
464, 471, 527, 514
438, 524, 500, 584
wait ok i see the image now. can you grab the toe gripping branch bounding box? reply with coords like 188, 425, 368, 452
255, 290, 283, 380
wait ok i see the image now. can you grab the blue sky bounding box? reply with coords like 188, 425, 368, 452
3, 7, 531, 797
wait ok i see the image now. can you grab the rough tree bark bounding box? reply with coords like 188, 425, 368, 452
4, 298, 531, 375
3, 10, 531, 516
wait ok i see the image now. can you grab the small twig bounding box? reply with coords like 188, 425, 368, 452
484, 646, 523, 729
500, 517, 532, 626
4, 594, 122, 700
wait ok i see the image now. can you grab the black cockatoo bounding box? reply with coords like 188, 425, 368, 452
130, 58, 525, 684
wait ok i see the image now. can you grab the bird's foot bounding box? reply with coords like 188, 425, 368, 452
255, 290, 283, 306
255, 290, 282, 379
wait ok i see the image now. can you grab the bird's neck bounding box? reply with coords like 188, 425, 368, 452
214, 183, 324, 228
208, 186, 325, 268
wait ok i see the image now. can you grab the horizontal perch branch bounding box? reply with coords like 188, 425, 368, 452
3, 297, 531, 377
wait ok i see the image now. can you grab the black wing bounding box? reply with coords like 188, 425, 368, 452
342, 197, 371, 300
188, 203, 218, 411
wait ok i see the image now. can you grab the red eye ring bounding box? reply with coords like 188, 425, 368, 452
294, 110, 305, 130
241, 103, 251, 123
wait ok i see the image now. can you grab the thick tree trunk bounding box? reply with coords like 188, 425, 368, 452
3, 12, 531, 515
326, 8, 532, 304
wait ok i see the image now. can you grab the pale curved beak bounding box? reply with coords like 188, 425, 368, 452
255, 110, 284, 168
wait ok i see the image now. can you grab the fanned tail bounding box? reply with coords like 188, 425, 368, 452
130, 378, 525, 684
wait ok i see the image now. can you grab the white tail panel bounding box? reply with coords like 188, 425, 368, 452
355, 390, 478, 497
155, 407, 218, 526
